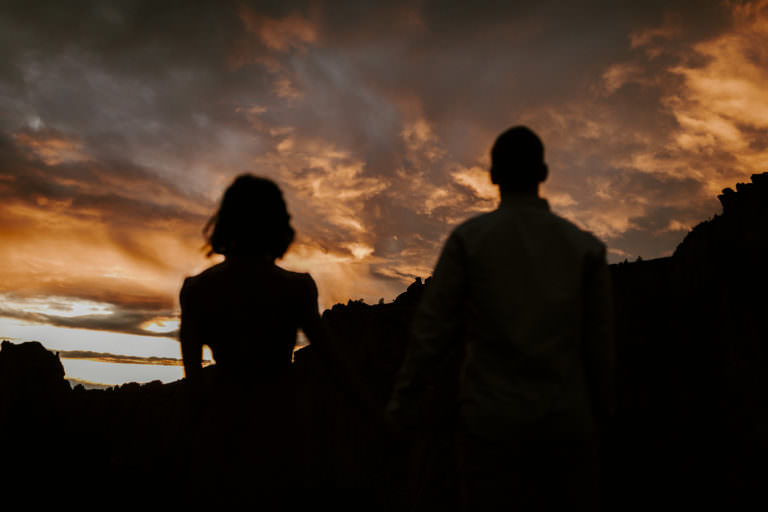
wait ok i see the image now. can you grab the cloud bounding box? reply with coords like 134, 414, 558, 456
238, 7, 318, 52
0, 131, 212, 335
57, 349, 214, 367
58, 350, 187, 366
661, 0, 768, 190
1, 0, 766, 353
13, 129, 86, 164
0, 293, 179, 339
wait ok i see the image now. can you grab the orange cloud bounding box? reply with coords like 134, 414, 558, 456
274, 134, 390, 242
13, 131, 86, 165
630, 15, 682, 52
615, 0, 768, 196
280, 243, 406, 309
402, 118, 444, 162
238, 8, 318, 52
451, 165, 498, 202
274, 77, 303, 100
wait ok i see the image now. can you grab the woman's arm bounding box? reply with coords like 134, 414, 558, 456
179, 278, 203, 383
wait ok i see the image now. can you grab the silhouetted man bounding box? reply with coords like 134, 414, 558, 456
388, 126, 615, 510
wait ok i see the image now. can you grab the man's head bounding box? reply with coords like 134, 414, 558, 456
490, 126, 548, 193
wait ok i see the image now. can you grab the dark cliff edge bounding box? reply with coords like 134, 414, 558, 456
2, 173, 767, 508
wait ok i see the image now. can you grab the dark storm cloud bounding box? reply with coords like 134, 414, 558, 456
0, 296, 177, 338
303, 0, 727, 151
239, 0, 736, 268
0, 0, 726, 180
0, 130, 209, 232
0, 0, 249, 71
0, 1, 285, 184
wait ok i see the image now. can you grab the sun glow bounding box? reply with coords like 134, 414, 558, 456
141, 317, 180, 334
0, 294, 114, 318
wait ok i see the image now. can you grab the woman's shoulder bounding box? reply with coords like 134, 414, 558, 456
181, 263, 317, 305
273, 266, 318, 295
180, 262, 227, 297
273, 266, 314, 283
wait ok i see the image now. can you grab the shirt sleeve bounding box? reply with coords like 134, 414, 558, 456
387, 230, 468, 430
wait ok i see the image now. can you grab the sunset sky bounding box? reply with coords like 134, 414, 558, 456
2, 0, 768, 385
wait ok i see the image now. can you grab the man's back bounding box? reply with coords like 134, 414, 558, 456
388, 126, 614, 509
394, 195, 614, 440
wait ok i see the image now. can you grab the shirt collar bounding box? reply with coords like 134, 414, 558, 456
499, 195, 550, 211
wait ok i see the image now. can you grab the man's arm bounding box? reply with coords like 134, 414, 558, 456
387, 231, 468, 432
582, 244, 616, 429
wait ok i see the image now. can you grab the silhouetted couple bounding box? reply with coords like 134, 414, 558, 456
179, 126, 614, 509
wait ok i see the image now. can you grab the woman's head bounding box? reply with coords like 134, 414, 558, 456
204, 174, 295, 259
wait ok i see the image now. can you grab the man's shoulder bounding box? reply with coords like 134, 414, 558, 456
451, 209, 501, 235
547, 210, 607, 253
451, 205, 606, 253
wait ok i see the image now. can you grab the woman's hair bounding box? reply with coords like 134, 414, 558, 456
204, 174, 295, 258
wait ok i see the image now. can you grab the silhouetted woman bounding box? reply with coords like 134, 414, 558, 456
179, 174, 325, 498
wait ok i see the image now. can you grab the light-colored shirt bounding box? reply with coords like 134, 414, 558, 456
389, 195, 615, 440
